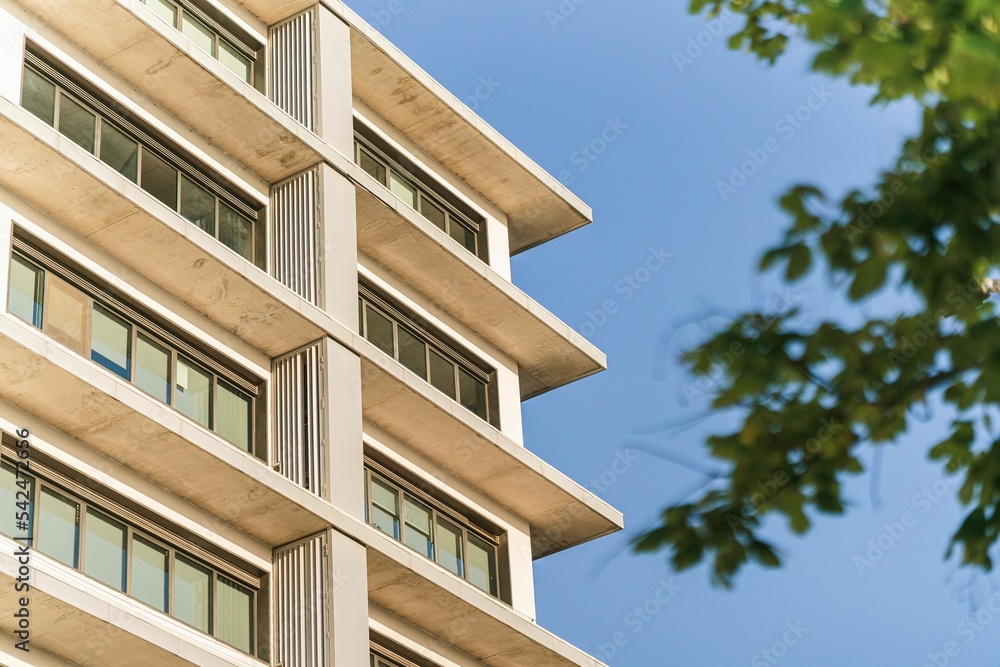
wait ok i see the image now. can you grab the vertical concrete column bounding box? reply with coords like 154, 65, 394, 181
317, 163, 357, 327
315, 4, 354, 157
322, 336, 364, 519
328, 529, 370, 667
0, 12, 25, 104
507, 528, 537, 618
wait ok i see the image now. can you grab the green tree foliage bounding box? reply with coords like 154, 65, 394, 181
636, 0, 1000, 586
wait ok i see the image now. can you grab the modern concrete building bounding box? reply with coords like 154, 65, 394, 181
0, 1, 623, 666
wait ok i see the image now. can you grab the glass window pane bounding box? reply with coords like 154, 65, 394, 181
369, 476, 399, 539
219, 41, 252, 83
21, 67, 56, 126
99, 122, 139, 183
0, 462, 31, 539
359, 147, 387, 185
458, 367, 488, 420
37, 487, 79, 568
176, 357, 212, 428
216, 576, 254, 652
466, 534, 498, 596
44, 275, 89, 355
58, 94, 96, 153
131, 535, 168, 612
9, 254, 44, 328
429, 350, 456, 400
174, 554, 212, 633
180, 176, 217, 234
435, 516, 463, 577
140, 149, 178, 209
419, 197, 446, 231
182, 13, 216, 56
83, 509, 126, 591
136, 333, 171, 403
219, 203, 254, 261
397, 326, 427, 379
403, 496, 433, 559
364, 305, 395, 357
449, 222, 478, 255
389, 172, 417, 208
216, 380, 251, 451
91, 305, 132, 381
147, 0, 178, 26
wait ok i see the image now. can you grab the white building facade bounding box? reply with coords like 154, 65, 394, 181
0, 1, 623, 665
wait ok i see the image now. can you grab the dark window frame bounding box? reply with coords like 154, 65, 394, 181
0, 449, 263, 655
7, 235, 264, 458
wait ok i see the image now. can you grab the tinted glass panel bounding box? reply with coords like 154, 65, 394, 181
147, 0, 178, 26
397, 326, 427, 379
0, 462, 30, 539
83, 509, 127, 591
219, 41, 252, 82
458, 367, 488, 420
389, 172, 417, 208
466, 534, 497, 595
180, 176, 216, 234
131, 535, 168, 611
45, 276, 89, 355
370, 476, 399, 539
174, 554, 212, 632
419, 197, 446, 231
136, 333, 171, 403
365, 306, 395, 357
217, 577, 254, 652
22, 67, 56, 126
9, 254, 44, 327
449, 222, 478, 254
403, 496, 433, 559
219, 202, 254, 261
58, 94, 96, 153
359, 147, 387, 185
182, 13, 216, 55
38, 487, 79, 567
141, 150, 178, 209
177, 357, 212, 428
216, 380, 251, 451
429, 350, 456, 399
100, 122, 139, 182
91, 305, 132, 380
435, 516, 463, 577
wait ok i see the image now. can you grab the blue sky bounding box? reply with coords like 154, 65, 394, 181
341, 2, 1000, 665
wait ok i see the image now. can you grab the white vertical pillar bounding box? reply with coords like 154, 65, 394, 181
328, 529, 370, 667
317, 163, 357, 327
315, 5, 354, 157
322, 336, 364, 519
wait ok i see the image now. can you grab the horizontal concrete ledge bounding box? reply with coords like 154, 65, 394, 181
14, 0, 321, 183
357, 336, 623, 558
0, 99, 336, 358
357, 180, 606, 399
366, 527, 608, 667
0, 535, 265, 667
0, 314, 334, 547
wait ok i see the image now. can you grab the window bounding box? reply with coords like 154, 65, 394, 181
359, 285, 495, 426
7, 243, 260, 455
139, 0, 261, 86
364, 463, 501, 597
354, 129, 487, 261
1, 454, 260, 655
20, 55, 262, 263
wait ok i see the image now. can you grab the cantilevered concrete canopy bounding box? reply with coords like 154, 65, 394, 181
356, 179, 605, 399
0, 315, 333, 547
0, 536, 265, 666
357, 337, 623, 558
14, 0, 321, 183
229, 0, 594, 253
0, 99, 327, 357
366, 531, 609, 667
